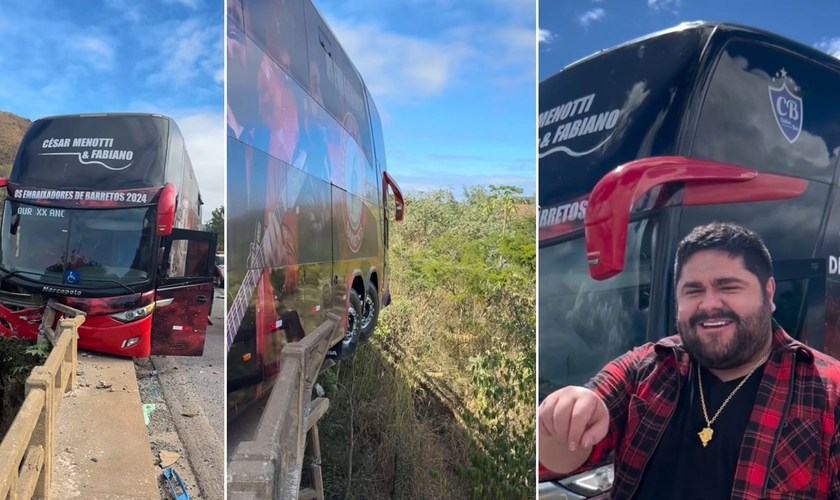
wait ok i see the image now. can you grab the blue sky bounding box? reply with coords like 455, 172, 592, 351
0, 0, 224, 220
315, 0, 536, 197
540, 0, 840, 81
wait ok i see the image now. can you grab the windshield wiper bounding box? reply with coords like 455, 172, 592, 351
0, 267, 136, 294
73, 277, 136, 294
0, 267, 43, 286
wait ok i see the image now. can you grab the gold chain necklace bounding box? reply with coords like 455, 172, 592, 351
696, 352, 769, 447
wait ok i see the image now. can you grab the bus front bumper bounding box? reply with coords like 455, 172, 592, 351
0, 303, 154, 358
77, 314, 154, 358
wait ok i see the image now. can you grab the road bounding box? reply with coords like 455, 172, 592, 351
164, 292, 225, 441
147, 289, 225, 499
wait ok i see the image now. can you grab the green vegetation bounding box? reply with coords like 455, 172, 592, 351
206, 205, 225, 252
320, 185, 536, 500
0, 339, 52, 439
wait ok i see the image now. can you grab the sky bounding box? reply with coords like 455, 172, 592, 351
0, 0, 224, 221
315, 0, 537, 197
540, 0, 840, 81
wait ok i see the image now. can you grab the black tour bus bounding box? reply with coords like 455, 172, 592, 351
539, 21, 840, 498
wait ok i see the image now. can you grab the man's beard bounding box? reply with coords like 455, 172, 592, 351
677, 296, 772, 370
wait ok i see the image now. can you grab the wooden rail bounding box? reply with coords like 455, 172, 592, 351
228, 312, 341, 500
0, 304, 85, 500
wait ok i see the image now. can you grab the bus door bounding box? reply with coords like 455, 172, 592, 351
151, 228, 218, 356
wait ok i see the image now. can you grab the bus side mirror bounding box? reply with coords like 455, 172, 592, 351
584, 156, 807, 281
383, 171, 405, 224
157, 184, 178, 236
395, 201, 404, 222
0, 178, 8, 188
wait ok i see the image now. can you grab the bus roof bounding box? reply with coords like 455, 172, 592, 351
35, 112, 176, 122
543, 21, 840, 83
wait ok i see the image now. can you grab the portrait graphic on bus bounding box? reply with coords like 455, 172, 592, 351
226, 0, 401, 414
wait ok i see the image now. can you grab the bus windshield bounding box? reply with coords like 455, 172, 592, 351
0, 201, 157, 289
538, 218, 658, 400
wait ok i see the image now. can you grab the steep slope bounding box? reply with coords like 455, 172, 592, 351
0, 110, 31, 177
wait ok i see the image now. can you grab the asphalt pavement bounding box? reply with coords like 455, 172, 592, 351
148, 291, 225, 499
165, 293, 225, 441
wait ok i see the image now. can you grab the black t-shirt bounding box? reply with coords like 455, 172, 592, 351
632, 360, 765, 500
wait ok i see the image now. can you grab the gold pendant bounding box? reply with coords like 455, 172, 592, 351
698, 427, 714, 447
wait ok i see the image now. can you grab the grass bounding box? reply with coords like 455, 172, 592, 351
316, 188, 535, 499
318, 336, 472, 500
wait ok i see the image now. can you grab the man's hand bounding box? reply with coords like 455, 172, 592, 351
539, 386, 610, 474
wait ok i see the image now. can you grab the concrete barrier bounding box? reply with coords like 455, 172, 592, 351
0, 306, 85, 500
228, 312, 341, 500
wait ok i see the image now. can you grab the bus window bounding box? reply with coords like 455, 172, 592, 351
692, 39, 840, 184
185, 240, 212, 277
538, 218, 657, 400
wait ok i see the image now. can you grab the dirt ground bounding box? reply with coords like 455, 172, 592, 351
135, 357, 205, 500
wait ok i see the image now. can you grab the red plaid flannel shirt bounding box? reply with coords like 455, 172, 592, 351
574, 325, 840, 500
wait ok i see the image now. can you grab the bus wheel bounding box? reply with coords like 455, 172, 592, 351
360, 281, 379, 342
340, 289, 362, 359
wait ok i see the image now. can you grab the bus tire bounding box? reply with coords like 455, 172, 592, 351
360, 280, 379, 342
340, 289, 363, 359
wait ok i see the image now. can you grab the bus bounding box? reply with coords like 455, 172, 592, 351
225, 0, 405, 416
539, 21, 840, 498
0, 113, 218, 358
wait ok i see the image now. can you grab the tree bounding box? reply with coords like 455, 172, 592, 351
206, 206, 224, 251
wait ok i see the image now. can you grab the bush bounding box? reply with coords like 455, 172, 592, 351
0, 338, 51, 438
319, 185, 536, 499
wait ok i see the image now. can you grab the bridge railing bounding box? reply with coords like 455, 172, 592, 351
228, 311, 341, 500
0, 307, 85, 500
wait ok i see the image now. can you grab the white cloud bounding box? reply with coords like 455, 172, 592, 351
648, 0, 680, 11
326, 20, 475, 99
174, 112, 225, 219
578, 8, 605, 27
325, 14, 534, 101
148, 18, 221, 87
815, 38, 840, 58
539, 28, 554, 44
165, 0, 201, 8
103, 0, 141, 21
69, 36, 115, 70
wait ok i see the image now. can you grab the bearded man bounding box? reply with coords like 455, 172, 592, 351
539, 222, 840, 499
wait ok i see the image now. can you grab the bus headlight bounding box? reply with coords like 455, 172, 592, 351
558, 464, 614, 497
109, 303, 155, 323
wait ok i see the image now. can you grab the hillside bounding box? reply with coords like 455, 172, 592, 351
0, 110, 30, 177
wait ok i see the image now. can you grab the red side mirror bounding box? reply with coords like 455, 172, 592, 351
383, 171, 405, 223
585, 156, 808, 281
157, 183, 178, 236
0, 178, 9, 188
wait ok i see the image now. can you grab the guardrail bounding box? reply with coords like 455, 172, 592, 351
0, 305, 85, 500
228, 311, 341, 500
